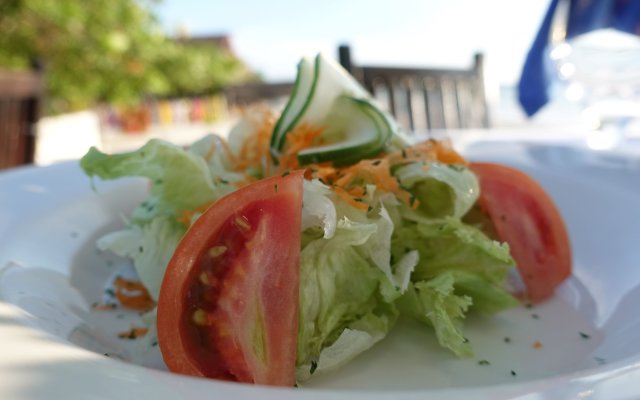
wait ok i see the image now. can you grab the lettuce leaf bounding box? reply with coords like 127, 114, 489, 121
96, 216, 185, 300
297, 217, 392, 368
387, 163, 518, 358
296, 198, 409, 378
80, 136, 239, 221
81, 136, 246, 300
393, 215, 514, 285
398, 269, 518, 357
296, 311, 394, 381
395, 162, 479, 218
398, 274, 473, 357
301, 179, 337, 240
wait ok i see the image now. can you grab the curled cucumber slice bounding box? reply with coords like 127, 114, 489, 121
270, 53, 368, 158
297, 95, 392, 166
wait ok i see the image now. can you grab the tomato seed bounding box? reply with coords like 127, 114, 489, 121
199, 272, 209, 285
208, 245, 227, 258
234, 215, 251, 231
192, 309, 210, 326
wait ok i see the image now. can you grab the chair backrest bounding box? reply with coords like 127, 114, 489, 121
338, 45, 489, 132
0, 68, 43, 170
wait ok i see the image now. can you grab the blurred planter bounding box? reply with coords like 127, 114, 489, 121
120, 105, 151, 133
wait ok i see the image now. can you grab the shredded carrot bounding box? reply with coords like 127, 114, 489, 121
276, 122, 326, 173
233, 109, 277, 174
311, 165, 340, 183
194, 107, 468, 215
335, 158, 415, 208
333, 186, 369, 211
113, 277, 155, 312
118, 326, 149, 339
304, 139, 467, 210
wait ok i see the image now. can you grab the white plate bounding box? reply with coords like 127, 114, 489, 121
1, 138, 640, 399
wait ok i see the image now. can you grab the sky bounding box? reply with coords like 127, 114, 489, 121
154, 0, 551, 86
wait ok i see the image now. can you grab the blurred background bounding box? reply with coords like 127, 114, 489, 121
1, 0, 626, 167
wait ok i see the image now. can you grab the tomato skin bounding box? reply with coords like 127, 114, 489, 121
470, 162, 572, 303
157, 171, 303, 386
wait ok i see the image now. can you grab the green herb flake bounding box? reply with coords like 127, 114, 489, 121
310, 360, 318, 375
594, 356, 607, 365
511, 370, 517, 376
281, 171, 290, 177
504, 337, 511, 343
579, 331, 591, 339
478, 360, 490, 366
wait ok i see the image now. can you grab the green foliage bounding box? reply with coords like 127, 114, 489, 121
0, 0, 254, 114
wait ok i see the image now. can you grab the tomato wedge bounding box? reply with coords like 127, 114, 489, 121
470, 162, 572, 303
157, 171, 303, 386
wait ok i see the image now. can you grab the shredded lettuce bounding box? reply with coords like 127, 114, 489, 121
296, 214, 398, 369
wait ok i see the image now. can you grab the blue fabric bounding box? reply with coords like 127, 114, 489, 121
517, 0, 640, 116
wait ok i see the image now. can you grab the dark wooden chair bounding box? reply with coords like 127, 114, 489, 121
338, 45, 489, 132
0, 67, 43, 170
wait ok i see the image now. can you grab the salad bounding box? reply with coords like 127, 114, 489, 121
80, 53, 571, 387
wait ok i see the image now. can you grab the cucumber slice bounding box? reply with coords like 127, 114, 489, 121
297, 95, 392, 166
270, 56, 316, 155
270, 53, 369, 158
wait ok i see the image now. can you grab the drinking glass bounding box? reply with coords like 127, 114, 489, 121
547, 0, 640, 150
